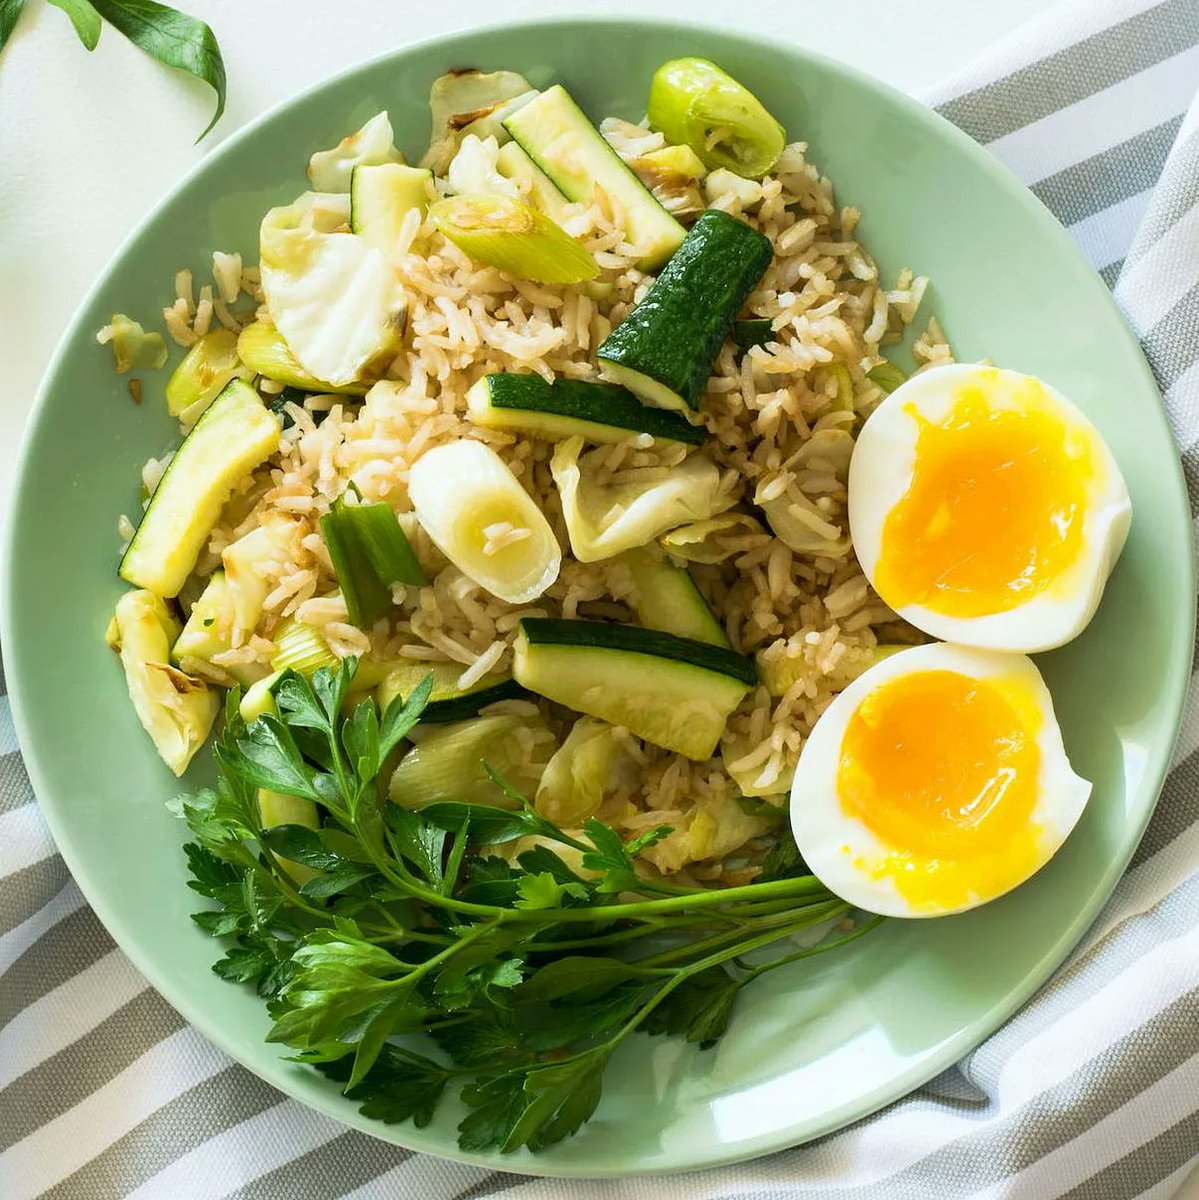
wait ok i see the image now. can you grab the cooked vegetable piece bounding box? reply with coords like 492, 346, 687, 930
755, 641, 906, 698
237, 322, 369, 396
166, 329, 250, 422
635, 143, 708, 181
757, 428, 854, 558
110, 590, 219, 776
106, 313, 168, 373
513, 619, 748, 758
222, 516, 296, 637
721, 731, 795, 799
647, 58, 785, 178
376, 661, 526, 723
614, 546, 729, 647
408, 440, 561, 604
171, 571, 268, 686
240, 670, 281, 722
868, 361, 907, 393
260, 192, 406, 388
350, 163, 432, 253
446, 134, 519, 200
271, 617, 338, 675
429, 193, 598, 285
732, 318, 773, 352
420, 69, 537, 174
513, 618, 754, 760
660, 512, 767, 563
308, 111, 404, 192
321, 495, 425, 627
551, 436, 733, 562
119, 379, 280, 598
597, 210, 774, 412
388, 713, 555, 807
258, 788, 321, 885
495, 140, 572, 222
503, 84, 686, 270
646, 792, 777, 872
829, 363, 854, 412
467, 374, 704, 446
535, 717, 635, 826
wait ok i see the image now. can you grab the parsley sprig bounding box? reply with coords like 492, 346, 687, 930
179, 658, 881, 1154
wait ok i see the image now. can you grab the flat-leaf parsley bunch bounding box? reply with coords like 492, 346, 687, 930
179, 658, 880, 1154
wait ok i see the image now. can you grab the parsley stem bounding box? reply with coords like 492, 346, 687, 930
741, 914, 885, 981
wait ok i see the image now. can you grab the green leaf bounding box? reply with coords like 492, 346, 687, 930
419, 802, 556, 846
48, 0, 101, 50
519, 956, 647, 1002
89, 0, 226, 139
312, 657, 357, 727
342, 698, 381, 786
432, 1011, 524, 1068
379, 672, 432, 762
347, 990, 424, 1089
432, 926, 525, 1009
457, 1074, 526, 1153
641, 966, 742, 1049
757, 828, 807, 882
261, 825, 339, 871
623, 825, 673, 858
496, 1050, 610, 1153
0, 0, 27, 54
318, 1045, 451, 1128
297, 864, 376, 898
273, 669, 332, 734
223, 715, 322, 802
519, 983, 645, 1052
515, 844, 587, 887
385, 806, 446, 889
580, 818, 671, 894
514, 872, 588, 912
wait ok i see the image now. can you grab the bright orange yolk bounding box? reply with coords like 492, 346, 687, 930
873, 374, 1093, 618
836, 669, 1044, 910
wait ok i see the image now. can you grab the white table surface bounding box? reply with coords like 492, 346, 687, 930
2, 1, 1196, 1195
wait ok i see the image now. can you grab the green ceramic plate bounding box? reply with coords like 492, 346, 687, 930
3, 16, 1193, 1178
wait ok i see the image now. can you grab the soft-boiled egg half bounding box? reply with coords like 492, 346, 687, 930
849, 364, 1131, 652
790, 642, 1090, 918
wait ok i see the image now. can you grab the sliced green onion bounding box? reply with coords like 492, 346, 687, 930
733, 318, 773, 353
388, 714, 555, 808
271, 618, 338, 675
830, 363, 854, 412
237, 321, 369, 396
320, 496, 426, 628
867, 361, 907, 393
166, 329, 249, 418
648, 58, 785, 179
429, 193, 599, 284
108, 314, 168, 373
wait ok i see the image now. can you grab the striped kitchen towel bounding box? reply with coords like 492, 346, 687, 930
3, 0, 1199, 1195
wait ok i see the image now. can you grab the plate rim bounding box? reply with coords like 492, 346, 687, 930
3, 13, 1194, 1178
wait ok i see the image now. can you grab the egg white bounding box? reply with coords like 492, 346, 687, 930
789, 642, 1091, 918
848, 363, 1132, 653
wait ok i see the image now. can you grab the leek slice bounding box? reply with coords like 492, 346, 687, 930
535, 717, 635, 826
236, 321, 369, 396
271, 617, 338, 675
308, 111, 404, 192
240, 671, 281, 722
408, 440, 561, 604
111, 590, 219, 776
660, 512, 767, 563
108, 313, 168, 373
647, 58, 785, 178
388, 714, 555, 808
168, 329, 252, 424
551, 437, 735, 563
429, 193, 597, 285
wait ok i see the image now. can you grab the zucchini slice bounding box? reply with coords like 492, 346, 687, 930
513, 618, 754, 761
502, 85, 685, 270
350, 162, 432, 253
495, 140, 572, 222
597, 210, 774, 412
467, 374, 704, 446
376, 660, 526, 723
616, 547, 729, 647
119, 379, 280, 598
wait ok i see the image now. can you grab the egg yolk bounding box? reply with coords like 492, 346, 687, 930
873, 373, 1094, 618
837, 669, 1044, 910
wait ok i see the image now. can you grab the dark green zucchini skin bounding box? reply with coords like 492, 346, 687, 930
421, 679, 529, 722
597, 210, 774, 409
481, 374, 705, 444
733, 318, 773, 352
518, 618, 756, 686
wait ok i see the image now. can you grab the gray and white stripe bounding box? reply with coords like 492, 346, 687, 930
4, 0, 1199, 1196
